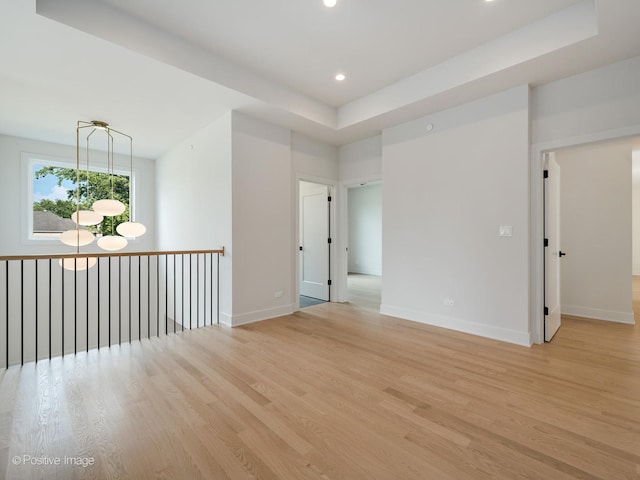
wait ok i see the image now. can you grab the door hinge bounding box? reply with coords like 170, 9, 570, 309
544, 238, 549, 247
544, 306, 549, 316
543, 169, 549, 179
328, 280, 332, 286
328, 196, 332, 202
328, 238, 332, 244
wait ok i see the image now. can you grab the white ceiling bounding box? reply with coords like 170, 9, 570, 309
92, 0, 582, 107
1, 0, 640, 158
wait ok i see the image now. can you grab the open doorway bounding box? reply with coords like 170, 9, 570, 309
543, 137, 638, 341
299, 180, 331, 309
347, 182, 382, 311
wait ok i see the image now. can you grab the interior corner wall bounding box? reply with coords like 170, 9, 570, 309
339, 135, 382, 183
0, 133, 156, 256
556, 140, 633, 323
348, 184, 382, 275
292, 132, 339, 181
231, 112, 293, 326
155, 113, 232, 322
381, 85, 531, 346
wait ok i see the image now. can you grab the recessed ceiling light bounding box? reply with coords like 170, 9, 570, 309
324, 0, 337, 7
335, 73, 346, 81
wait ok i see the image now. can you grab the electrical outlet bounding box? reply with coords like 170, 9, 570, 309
444, 298, 455, 307
274, 290, 283, 298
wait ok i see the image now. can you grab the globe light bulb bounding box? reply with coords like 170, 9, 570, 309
116, 221, 146, 238
92, 199, 126, 216
97, 235, 128, 251
60, 229, 95, 247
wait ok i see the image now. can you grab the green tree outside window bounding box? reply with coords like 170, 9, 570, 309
33, 166, 130, 235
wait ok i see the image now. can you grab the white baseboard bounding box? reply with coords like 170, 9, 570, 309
219, 312, 233, 327
380, 304, 532, 347
230, 304, 294, 327
561, 305, 635, 324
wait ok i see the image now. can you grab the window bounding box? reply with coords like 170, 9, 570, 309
25, 154, 130, 241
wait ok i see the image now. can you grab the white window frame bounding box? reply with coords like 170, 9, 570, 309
22, 152, 135, 245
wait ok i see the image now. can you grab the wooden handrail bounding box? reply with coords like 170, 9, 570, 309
0, 246, 224, 262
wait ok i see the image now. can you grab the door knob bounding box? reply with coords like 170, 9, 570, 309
559, 251, 567, 257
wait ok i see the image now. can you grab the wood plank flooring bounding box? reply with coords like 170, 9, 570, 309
1, 299, 639, 479
347, 273, 381, 313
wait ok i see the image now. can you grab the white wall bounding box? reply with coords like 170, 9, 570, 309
532, 56, 640, 146
292, 132, 338, 181
348, 183, 382, 275
156, 114, 232, 322
339, 135, 382, 183
0, 133, 156, 255
556, 140, 633, 323
381, 86, 531, 346
231, 112, 293, 325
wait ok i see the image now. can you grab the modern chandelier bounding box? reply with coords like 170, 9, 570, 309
59, 120, 146, 270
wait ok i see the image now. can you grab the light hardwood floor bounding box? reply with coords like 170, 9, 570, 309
1, 299, 639, 479
347, 273, 381, 312
633, 275, 640, 322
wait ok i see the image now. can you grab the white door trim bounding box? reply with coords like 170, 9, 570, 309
530, 124, 640, 344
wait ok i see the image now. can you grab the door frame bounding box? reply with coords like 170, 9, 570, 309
294, 175, 337, 311
337, 175, 382, 304
530, 125, 640, 344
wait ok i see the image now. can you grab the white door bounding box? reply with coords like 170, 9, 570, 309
300, 182, 329, 301
545, 153, 562, 341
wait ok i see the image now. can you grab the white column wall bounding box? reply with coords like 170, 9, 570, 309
381, 86, 531, 346
231, 112, 293, 325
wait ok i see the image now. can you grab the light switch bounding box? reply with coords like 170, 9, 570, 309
499, 226, 513, 237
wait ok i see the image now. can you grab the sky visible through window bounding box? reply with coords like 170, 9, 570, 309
33, 164, 75, 203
